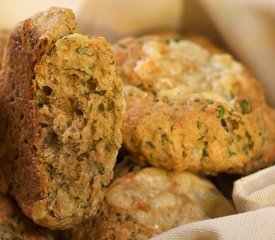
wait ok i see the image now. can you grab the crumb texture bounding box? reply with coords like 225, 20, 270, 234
0, 7, 124, 230
32, 33, 123, 228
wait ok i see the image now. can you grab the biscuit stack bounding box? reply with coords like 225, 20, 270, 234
0, 7, 274, 240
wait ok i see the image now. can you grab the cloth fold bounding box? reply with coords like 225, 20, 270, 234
151, 166, 275, 240
233, 165, 275, 212
151, 208, 275, 240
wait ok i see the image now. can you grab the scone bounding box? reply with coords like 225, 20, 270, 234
0, 193, 54, 240
0, 8, 124, 229
112, 34, 275, 174
67, 162, 235, 240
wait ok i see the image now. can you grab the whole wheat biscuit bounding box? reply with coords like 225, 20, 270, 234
112, 34, 275, 174
68, 163, 235, 240
0, 8, 124, 230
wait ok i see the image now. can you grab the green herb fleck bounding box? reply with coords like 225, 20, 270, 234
240, 100, 250, 114
173, 38, 181, 43
218, 105, 225, 118
48, 192, 57, 202
202, 148, 209, 157
246, 131, 251, 140
97, 90, 107, 96
76, 47, 88, 55
125, 213, 132, 221
118, 44, 127, 49
145, 141, 155, 148
161, 96, 169, 104
245, 131, 254, 150
221, 119, 228, 132
98, 163, 105, 175
242, 145, 249, 155
201, 141, 209, 158
242, 140, 253, 154
60, 182, 69, 192
207, 99, 214, 104
228, 151, 237, 157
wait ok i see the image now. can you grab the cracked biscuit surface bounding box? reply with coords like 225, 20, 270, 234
0, 8, 124, 230
112, 34, 275, 174
68, 163, 235, 240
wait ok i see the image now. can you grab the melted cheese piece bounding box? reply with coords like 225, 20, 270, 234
133, 39, 243, 104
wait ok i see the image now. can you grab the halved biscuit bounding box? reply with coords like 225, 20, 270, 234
0, 8, 124, 229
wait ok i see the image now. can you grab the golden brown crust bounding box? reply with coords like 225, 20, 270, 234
112, 34, 275, 174
0, 30, 9, 69
68, 163, 235, 240
0, 7, 77, 229
0, 193, 54, 240
0, 8, 124, 230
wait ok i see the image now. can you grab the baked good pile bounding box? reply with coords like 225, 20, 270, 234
0, 7, 274, 240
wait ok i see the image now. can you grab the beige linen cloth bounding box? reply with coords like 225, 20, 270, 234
151, 166, 275, 240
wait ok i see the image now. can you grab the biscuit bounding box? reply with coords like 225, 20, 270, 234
0, 193, 54, 240
112, 34, 275, 174
0, 8, 124, 229
68, 164, 235, 240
